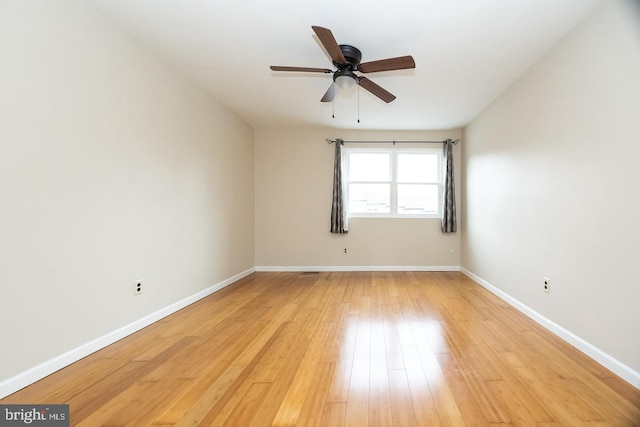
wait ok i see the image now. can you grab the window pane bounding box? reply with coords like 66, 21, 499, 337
397, 184, 439, 214
349, 153, 390, 182
397, 154, 438, 183
348, 183, 390, 213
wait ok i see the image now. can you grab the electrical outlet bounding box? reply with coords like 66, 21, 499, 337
134, 281, 143, 296
543, 277, 550, 293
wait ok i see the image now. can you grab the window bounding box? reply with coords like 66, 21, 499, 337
345, 147, 442, 218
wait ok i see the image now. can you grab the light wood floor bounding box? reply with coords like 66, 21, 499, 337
2, 272, 639, 426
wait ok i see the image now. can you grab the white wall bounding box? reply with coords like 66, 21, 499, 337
255, 128, 461, 269
0, 0, 254, 386
462, 0, 640, 375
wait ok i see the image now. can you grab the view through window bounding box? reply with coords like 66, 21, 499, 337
345, 147, 442, 217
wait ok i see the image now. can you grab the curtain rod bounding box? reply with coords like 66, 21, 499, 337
325, 138, 459, 145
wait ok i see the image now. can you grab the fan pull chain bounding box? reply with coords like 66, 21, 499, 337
357, 84, 360, 123
332, 85, 335, 118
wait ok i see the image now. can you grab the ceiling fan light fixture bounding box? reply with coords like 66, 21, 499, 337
334, 70, 357, 90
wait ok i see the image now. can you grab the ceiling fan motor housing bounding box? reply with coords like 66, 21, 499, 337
338, 44, 362, 68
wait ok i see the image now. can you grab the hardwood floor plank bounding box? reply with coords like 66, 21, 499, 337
499, 351, 596, 426
325, 314, 357, 404
345, 398, 369, 427
150, 320, 272, 424
143, 320, 246, 381
477, 348, 554, 423
70, 336, 197, 424
320, 402, 347, 427
1, 272, 637, 426
289, 362, 336, 427
271, 321, 333, 425
401, 345, 442, 427
368, 318, 392, 427
413, 346, 467, 426
220, 381, 273, 427
601, 377, 640, 414
435, 352, 496, 426
388, 369, 417, 427
2, 356, 130, 404
75, 379, 158, 426
346, 344, 370, 426
78, 377, 193, 427
563, 377, 639, 426
486, 379, 540, 426
243, 341, 309, 426
168, 363, 247, 426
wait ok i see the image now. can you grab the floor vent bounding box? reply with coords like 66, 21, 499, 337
300, 272, 320, 275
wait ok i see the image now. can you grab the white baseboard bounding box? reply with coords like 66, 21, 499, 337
0, 267, 255, 399
461, 268, 640, 390
255, 265, 461, 272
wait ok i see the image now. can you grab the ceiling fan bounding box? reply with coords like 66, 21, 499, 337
270, 26, 415, 103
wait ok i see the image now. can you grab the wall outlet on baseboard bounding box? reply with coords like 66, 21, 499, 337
543, 277, 550, 293
134, 281, 143, 296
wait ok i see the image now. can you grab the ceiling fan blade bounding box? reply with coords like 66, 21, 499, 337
358, 77, 396, 103
358, 56, 416, 73
312, 26, 346, 65
270, 66, 333, 73
320, 83, 339, 102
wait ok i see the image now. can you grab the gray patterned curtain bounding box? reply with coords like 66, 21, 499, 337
330, 139, 348, 234
441, 139, 457, 233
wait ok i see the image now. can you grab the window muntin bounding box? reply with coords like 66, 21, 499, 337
345, 147, 442, 218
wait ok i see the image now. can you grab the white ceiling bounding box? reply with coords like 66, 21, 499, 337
88, 0, 600, 131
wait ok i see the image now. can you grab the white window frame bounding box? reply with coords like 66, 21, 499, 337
344, 146, 443, 219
